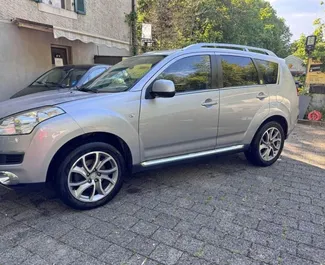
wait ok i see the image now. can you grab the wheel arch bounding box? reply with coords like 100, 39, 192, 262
46, 132, 133, 184
260, 115, 288, 137
249, 115, 288, 146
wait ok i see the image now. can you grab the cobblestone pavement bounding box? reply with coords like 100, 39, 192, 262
1, 124, 325, 265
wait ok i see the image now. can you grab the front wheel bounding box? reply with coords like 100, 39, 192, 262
56, 142, 125, 210
245, 121, 285, 167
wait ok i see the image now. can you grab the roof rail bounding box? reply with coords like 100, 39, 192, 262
183, 43, 277, 57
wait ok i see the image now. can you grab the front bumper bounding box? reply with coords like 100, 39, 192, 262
0, 114, 84, 186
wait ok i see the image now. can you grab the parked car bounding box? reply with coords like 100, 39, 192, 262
0, 43, 299, 209
10, 64, 110, 99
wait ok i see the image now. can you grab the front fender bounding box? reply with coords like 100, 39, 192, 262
67, 109, 141, 165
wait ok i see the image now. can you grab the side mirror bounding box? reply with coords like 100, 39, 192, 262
151, 79, 176, 98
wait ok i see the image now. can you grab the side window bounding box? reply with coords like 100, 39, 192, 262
156, 55, 211, 93
255, 59, 279, 84
221, 56, 259, 88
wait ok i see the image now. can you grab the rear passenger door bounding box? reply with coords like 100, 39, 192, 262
217, 55, 270, 147
254, 59, 280, 101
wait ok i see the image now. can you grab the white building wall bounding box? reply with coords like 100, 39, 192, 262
0, 0, 133, 101
0, 0, 132, 43
0, 21, 130, 101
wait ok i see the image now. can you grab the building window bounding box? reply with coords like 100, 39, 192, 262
42, 0, 64, 9
74, 0, 86, 14
35, 0, 85, 14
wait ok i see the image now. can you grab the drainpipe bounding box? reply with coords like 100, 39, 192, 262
131, 0, 137, 55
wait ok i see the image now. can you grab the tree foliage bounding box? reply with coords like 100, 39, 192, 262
137, 0, 292, 57
291, 2, 325, 71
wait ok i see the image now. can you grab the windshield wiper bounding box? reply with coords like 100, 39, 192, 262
45, 81, 65, 87
35, 81, 50, 87
77, 87, 98, 93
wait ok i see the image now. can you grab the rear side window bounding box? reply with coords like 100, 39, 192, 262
255, 59, 279, 84
221, 56, 259, 88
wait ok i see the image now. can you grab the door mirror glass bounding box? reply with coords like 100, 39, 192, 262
151, 79, 176, 98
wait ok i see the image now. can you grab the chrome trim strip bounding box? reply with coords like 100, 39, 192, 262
141, 145, 245, 167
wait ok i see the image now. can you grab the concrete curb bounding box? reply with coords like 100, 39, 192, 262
298, 119, 325, 127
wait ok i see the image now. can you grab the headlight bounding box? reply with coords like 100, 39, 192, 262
0, 106, 65, 135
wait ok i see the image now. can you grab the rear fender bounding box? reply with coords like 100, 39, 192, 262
243, 102, 290, 144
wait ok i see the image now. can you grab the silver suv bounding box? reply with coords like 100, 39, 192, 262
0, 43, 299, 209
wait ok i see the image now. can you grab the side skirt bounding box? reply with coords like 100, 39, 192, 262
132, 145, 245, 173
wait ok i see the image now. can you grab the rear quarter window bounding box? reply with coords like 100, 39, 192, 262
255, 59, 279, 84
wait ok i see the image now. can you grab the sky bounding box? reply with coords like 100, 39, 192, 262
266, 0, 324, 41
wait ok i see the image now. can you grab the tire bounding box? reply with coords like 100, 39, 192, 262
245, 121, 285, 167
56, 142, 126, 210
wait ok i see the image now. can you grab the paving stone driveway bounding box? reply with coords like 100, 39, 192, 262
1, 124, 325, 265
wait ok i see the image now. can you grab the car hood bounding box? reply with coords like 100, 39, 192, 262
10, 85, 73, 99
0, 90, 97, 119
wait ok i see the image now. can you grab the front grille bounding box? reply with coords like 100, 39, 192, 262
0, 154, 24, 165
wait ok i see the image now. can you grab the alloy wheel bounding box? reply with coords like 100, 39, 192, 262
259, 127, 282, 162
67, 151, 119, 203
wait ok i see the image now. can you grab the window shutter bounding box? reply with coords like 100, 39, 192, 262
74, 0, 86, 15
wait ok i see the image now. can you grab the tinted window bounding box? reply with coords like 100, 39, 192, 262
221, 56, 259, 88
61, 69, 88, 87
32, 67, 88, 88
157, 55, 211, 92
256, 59, 279, 84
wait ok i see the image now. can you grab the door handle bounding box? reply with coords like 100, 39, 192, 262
201, 98, 218, 107
256, 92, 268, 100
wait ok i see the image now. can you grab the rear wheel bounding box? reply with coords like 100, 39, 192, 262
56, 142, 125, 210
245, 121, 285, 167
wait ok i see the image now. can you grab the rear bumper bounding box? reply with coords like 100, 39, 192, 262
287, 114, 298, 138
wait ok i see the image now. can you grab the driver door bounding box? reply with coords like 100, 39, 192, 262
139, 54, 220, 161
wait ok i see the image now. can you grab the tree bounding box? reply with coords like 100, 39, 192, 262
137, 0, 292, 57
291, 2, 325, 71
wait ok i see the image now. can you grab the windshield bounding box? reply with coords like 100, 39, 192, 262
81, 55, 165, 92
32, 67, 88, 88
